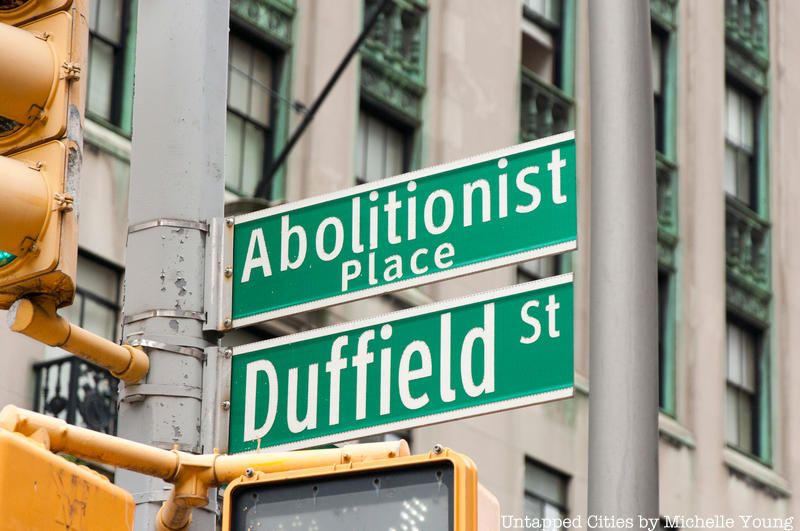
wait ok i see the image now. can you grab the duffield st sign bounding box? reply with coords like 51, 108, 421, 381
225, 131, 576, 328
228, 274, 574, 453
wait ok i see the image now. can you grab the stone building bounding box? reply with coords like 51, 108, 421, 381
1, 0, 799, 526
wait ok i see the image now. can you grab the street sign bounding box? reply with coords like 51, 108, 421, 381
225, 131, 576, 328
228, 273, 573, 453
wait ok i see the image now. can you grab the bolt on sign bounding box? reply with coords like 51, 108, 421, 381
224, 131, 576, 328
228, 274, 573, 453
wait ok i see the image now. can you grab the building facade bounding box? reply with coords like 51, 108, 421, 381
1, 0, 799, 526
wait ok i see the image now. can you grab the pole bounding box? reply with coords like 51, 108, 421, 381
588, 0, 659, 526
117, 1, 228, 529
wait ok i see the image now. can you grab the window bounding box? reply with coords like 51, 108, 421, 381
724, 85, 758, 209
521, 0, 562, 85
725, 321, 762, 455
658, 272, 668, 410
651, 27, 667, 154
524, 459, 569, 530
87, 0, 130, 128
226, 35, 276, 197
523, 0, 561, 26
519, 0, 572, 143
355, 109, 409, 183
60, 253, 122, 341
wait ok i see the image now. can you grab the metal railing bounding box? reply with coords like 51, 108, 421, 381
725, 196, 770, 292
362, 0, 426, 85
656, 154, 678, 240
520, 67, 573, 142
725, 0, 769, 60
33, 355, 119, 435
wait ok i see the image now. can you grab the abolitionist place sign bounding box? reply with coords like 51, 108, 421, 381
229, 131, 577, 327
228, 273, 574, 453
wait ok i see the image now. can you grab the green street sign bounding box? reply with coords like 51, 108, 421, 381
226, 131, 576, 328
228, 273, 574, 453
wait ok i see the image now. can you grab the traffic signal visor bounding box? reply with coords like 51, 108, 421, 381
222, 447, 478, 531
0, 428, 134, 531
0, 1, 86, 309
0, 141, 71, 307
0, 9, 75, 153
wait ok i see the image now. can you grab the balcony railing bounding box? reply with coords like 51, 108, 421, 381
520, 67, 573, 142
726, 197, 770, 293
361, 0, 427, 120
656, 154, 678, 269
33, 355, 119, 435
230, 0, 295, 48
363, 0, 426, 86
656, 154, 678, 238
725, 0, 769, 61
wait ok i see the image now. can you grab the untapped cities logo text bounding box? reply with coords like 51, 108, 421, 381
500, 514, 795, 530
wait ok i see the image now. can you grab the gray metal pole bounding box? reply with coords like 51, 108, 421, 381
588, 0, 659, 526
117, 1, 228, 529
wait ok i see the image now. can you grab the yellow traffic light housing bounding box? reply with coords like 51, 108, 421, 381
222, 447, 478, 531
0, 0, 86, 309
0, 428, 134, 531
0, 0, 72, 26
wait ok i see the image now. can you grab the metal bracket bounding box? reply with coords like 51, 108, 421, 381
203, 217, 234, 332
60, 61, 81, 80
120, 383, 203, 403
53, 192, 74, 212
128, 218, 209, 234
200, 347, 232, 454
128, 338, 206, 361
123, 309, 205, 325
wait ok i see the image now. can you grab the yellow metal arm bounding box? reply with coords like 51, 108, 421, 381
0, 405, 410, 531
7, 296, 149, 383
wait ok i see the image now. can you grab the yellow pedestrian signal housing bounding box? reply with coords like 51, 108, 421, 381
0, 428, 134, 531
222, 447, 478, 531
0, 0, 87, 309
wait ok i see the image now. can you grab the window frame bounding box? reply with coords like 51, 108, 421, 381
657, 269, 677, 415
354, 103, 414, 185
63, 249, 123, 341
724, 81, 763, 212
523, 457, 570, 523
225, 26, 283, 198
724, 317, 770, 463
521, 0, 564, 89
86, 0, 133, 132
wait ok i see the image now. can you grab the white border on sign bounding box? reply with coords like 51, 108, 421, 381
235, 130, 576, 224
233, 272, 573, 355
233, 386, 574, 453
229, 131, 578, 328
232, 240, 577, 327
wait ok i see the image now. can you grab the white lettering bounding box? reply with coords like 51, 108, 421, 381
399, 340, 432, 410
243, 360, 278, 441
241, 228, 272, 283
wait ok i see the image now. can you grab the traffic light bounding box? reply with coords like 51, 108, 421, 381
222, 447, 478, 531
0, 0, 87, 310
0, 428, 134, 530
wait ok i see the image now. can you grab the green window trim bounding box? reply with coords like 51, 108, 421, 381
119, 0, 137, 135
228, 0, 297, 201
517, 0, 576, 275
230, 0, 296, 49
360, 0, 428, 125
356, 0, 428, 182
650, 0, 679, 416
724, 0, 772, 466
85, 0, 137, 138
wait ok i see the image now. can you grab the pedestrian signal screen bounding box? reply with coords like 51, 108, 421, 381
228, 461, 454, 531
